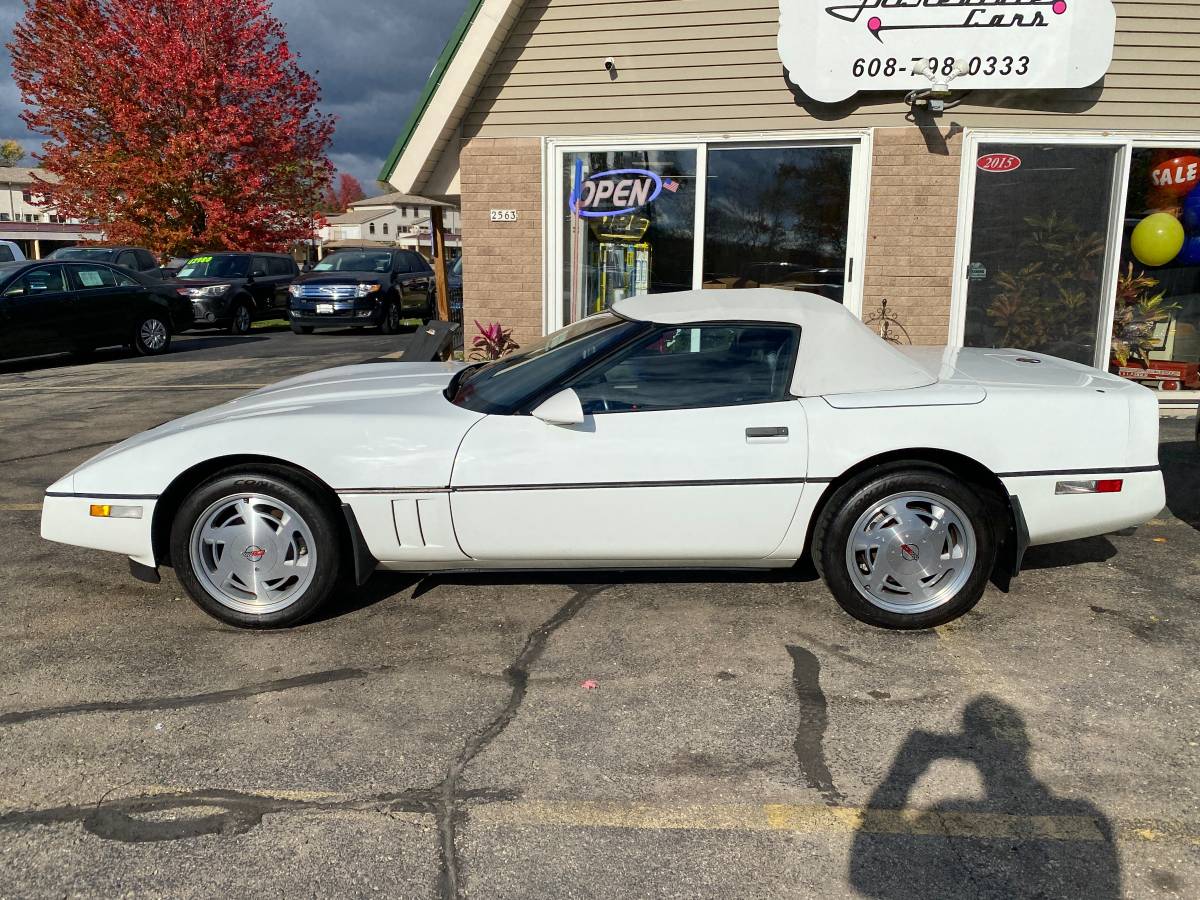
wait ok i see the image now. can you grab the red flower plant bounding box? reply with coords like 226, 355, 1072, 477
470, 320, 520, 361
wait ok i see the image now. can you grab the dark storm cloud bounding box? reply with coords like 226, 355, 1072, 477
0, 0, 471, 191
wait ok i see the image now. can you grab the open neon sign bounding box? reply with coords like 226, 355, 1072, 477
569, 161, 664, 218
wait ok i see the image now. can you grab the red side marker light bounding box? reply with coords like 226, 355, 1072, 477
1096, 479, 1124, 494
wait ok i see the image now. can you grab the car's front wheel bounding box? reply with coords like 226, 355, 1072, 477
814, 467, 997, 630
379, 298, 403, 334
229, 301, 253, 335
170, 468, 343, 628
132, 313, 171, 356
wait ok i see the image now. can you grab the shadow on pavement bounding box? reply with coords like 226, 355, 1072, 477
1160, 438, 1199, 531
0, 336, 271, 374
849, 695, 1120, 900
1020, 535, 1117, 570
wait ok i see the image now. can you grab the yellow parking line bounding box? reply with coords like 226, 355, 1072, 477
470, 801, 1200, 846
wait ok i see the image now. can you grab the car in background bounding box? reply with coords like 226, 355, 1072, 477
0, 259, 191, 362
287, 248, 434, 335
0, 240, 26, 263
446, 255, 463, 317
174, 252, 298, 334
48, 245, 167, 279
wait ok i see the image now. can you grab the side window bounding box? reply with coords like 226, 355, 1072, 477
115, 251, 136, 269
250, 256, 269, 278
113, 269, 140, 287
407, 251, 431, 273
392, 252, 412, 274
569, 325, 799, 414
268, 257, 292, 277
0, 246, 13, 263
135, 250, 157, 270
4, 266, 67, 296
70, 265, 119, 290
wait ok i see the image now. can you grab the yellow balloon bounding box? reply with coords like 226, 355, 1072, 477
1131, 212, 1185, 266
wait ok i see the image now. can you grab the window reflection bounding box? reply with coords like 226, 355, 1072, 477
703, 146, 852, 302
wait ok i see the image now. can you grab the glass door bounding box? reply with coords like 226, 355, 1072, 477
960, 142, 1122, 366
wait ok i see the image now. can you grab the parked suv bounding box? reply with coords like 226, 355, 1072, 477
48, 245, 166, 279
288, 248, 434, 335
174, 252, 299, 334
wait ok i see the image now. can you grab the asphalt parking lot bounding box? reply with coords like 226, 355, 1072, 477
0, 330, 1197, 899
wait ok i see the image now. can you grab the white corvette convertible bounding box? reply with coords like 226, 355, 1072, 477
42, 289, 1165, 630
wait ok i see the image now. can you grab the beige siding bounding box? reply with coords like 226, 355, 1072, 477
467, 0, 1200, 137
459, 137, 545, 349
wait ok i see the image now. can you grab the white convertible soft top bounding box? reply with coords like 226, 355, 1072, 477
612, 288, 937, 397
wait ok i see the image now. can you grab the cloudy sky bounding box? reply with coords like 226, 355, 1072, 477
0, 0, 472, 193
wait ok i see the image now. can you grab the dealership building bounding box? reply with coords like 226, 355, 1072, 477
381, 0, 1200, 405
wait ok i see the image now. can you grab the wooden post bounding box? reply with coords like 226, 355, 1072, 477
431, 205, 451, 322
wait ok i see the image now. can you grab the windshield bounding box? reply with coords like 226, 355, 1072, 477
449, 313, 646, 414
52, 248, 115, 261
177, 255, 249, 279
313, 251, 391, 273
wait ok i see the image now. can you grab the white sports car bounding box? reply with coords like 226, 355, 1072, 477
42, 289, 1165, 630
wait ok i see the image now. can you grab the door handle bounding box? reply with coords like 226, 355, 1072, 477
746, 426, 788, 439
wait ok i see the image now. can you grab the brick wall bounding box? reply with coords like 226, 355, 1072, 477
862, 124, 963, 346
458, 137, 544, 350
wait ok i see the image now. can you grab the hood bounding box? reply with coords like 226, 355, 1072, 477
174, 277, 236, 288
297, 271, 389, 284
62, 362, 482, 496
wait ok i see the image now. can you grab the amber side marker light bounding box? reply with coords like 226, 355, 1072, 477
89, 504, 143, 519
1055, 479, 1124, 496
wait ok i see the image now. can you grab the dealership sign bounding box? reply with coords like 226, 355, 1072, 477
779, 0, 1118, 103
570, 162, 681, 218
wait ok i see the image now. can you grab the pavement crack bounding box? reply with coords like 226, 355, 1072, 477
430, 584, 603, 900
786, 645, 845, 806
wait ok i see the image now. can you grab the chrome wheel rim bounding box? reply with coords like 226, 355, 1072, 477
234, 306, 251, 332
189, 493, 317, 615
844, 491, 976, 615
140, 318, 168, 350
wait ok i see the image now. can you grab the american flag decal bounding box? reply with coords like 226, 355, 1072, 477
663, 178, 680, 192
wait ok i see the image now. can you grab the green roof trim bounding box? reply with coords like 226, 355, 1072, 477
378, 0, 486, 185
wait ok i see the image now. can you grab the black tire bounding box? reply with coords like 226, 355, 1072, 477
812, 466, 997, 630
169, 467, 343, 628
228, 300, 253, 335
291, 323, 314, 335
132, 313, 172, 356
379, 298, 403, 334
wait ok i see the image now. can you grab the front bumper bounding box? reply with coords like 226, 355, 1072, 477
189, 296, 234, 326
41, 493, 158, 568
289, 304, 381, 328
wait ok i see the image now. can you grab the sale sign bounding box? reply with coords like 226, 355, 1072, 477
1150, 156, 1200, 197
778, 0, 1118, 104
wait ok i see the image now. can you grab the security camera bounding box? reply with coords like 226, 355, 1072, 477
604, 57, 616, 72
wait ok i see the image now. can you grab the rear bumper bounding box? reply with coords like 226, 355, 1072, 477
1003, 469, 1165, 546
40, 494, 158, 568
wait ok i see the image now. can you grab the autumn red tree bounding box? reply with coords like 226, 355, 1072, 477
321, 172, 366, 213
9, 0, 335, 256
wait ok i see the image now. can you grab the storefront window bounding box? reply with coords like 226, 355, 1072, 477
1112, 148, 1200, 390
703, 146, 852, 302
962, 143, 1119, 365
562, 149, 696, 324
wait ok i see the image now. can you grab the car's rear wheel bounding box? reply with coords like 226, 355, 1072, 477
291, 324, 314, 335
229, 301, 252, 335
814, 468, 996, 630
170, 468, 343, 628
132, 314, 171, 356
379, 299, 402, 334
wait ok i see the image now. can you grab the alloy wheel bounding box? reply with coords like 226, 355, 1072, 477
844, 491, 976, 615
234, 305, 252, 333
139, 317, 168, 351
188, 493, 318, 615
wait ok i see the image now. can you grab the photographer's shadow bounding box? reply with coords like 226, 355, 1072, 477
849, 695, 1120, 899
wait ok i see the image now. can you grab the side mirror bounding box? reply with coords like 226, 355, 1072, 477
530, 388, 585, 426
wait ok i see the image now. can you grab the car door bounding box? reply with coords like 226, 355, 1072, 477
450, 323, 809, 562
266, 257, 295, 310
64, 263, 133, 347
0, 265, 73, 356
247, 256, 272, 312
